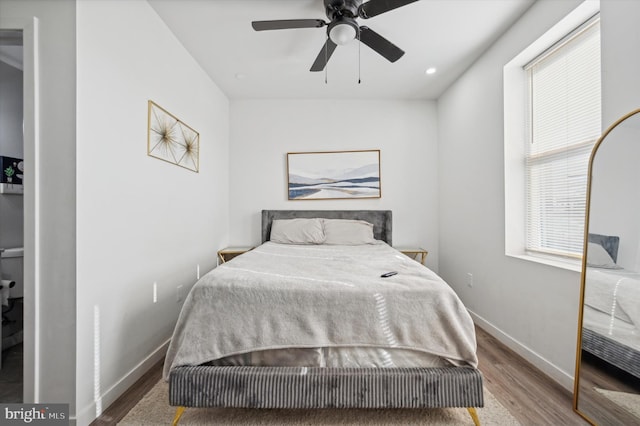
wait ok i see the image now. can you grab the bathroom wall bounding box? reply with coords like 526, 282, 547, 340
0, 58, 23, 249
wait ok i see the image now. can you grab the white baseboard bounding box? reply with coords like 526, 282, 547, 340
470, 310, 575, 391
74, 339, 170, 426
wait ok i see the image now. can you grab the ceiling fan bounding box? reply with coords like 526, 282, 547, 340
251, 0, 419, 72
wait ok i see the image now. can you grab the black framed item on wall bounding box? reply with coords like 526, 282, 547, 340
0, 156, 24, 194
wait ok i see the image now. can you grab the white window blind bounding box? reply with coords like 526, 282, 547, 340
525, 16, 601, 259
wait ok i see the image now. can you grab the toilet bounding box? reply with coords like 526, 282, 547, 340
1, 247, 23, 353
1, 247, 23, 299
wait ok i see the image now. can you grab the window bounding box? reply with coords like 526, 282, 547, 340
504, 1, 601, 269
525, 16, 601, 259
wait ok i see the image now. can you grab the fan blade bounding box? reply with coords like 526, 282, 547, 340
358, 26, 404, 62
359, 0, 420, 19
310, 39, 338, 72
251, 19, 326, 31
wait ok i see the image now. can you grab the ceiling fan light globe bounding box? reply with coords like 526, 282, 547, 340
329, 23, 356, 45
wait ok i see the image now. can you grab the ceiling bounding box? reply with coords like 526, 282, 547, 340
1, 2, 536, 99
151, 0, 534, 100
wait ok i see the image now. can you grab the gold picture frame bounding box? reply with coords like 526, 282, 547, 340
147, 100, 199, 172
287, 149, 381, 200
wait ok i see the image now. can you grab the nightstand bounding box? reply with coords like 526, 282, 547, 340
217, 246, 254, 264
395, 247, 428, 265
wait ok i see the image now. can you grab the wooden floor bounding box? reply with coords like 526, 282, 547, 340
91, 325, 586, 425
574, 351, 640, 425
475, 327, 584, 425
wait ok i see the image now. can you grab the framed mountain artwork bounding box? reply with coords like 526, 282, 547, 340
287, 150, 381, 200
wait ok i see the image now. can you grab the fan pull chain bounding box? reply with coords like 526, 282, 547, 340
325, 35, 328, 84
358, 28, 361, 84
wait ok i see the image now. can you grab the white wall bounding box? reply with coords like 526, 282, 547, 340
229, 99, 440, 270
438, 0, 640, 390
589, 124, 640, 269
601, 0, 640, 126
75, 1, 229, 424
584, 0, 640, 270
437, 0, 586, 389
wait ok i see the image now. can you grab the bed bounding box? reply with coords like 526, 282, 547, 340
165, 210, 484, 425
582, 234, 640, 379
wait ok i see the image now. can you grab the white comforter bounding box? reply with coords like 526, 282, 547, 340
163, 242, 478, 380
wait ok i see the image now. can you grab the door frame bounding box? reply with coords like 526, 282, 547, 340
0, 16, 39, 403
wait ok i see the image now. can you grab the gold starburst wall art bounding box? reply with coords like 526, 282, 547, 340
147, 100, 199, 172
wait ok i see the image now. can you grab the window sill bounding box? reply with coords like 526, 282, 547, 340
507, 253, 583, 273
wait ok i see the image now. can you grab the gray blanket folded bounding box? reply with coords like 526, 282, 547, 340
163, 242, 478, 380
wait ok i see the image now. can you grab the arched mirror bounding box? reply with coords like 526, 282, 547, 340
574, 108, 640, 424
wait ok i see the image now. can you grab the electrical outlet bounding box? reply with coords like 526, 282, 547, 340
466, 273, 473, 287
176, 285, 184, 303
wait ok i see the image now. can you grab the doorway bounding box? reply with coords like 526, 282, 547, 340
0, 28, 24, 403
0, 17, 36, 403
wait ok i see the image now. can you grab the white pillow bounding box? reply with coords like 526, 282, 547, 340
322, 219, 376, 245
587, 242, 621, 269
270, 218, 326, 244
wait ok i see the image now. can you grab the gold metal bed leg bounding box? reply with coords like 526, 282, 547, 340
172, 406, 186, 426
467, 407, 481, 426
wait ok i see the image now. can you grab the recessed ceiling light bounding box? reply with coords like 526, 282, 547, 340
425, 67, 437, 75
235, 73, 246, 80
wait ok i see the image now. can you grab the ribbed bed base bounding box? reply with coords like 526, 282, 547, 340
582, 327, 640, 379
169, 366, 484, 409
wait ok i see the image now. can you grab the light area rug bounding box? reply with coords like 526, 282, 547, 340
118, 380, 520, 425
594, 388, 640, 419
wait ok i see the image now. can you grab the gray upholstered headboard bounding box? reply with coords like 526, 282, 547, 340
261, 210, 392, 245
588, 233, 620, 262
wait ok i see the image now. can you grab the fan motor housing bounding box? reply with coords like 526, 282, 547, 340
324, 0, 363, 20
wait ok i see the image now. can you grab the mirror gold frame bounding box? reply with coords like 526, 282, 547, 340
573, 107, 640, 425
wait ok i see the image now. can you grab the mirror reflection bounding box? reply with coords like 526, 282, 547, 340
575, 109, 640, 425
